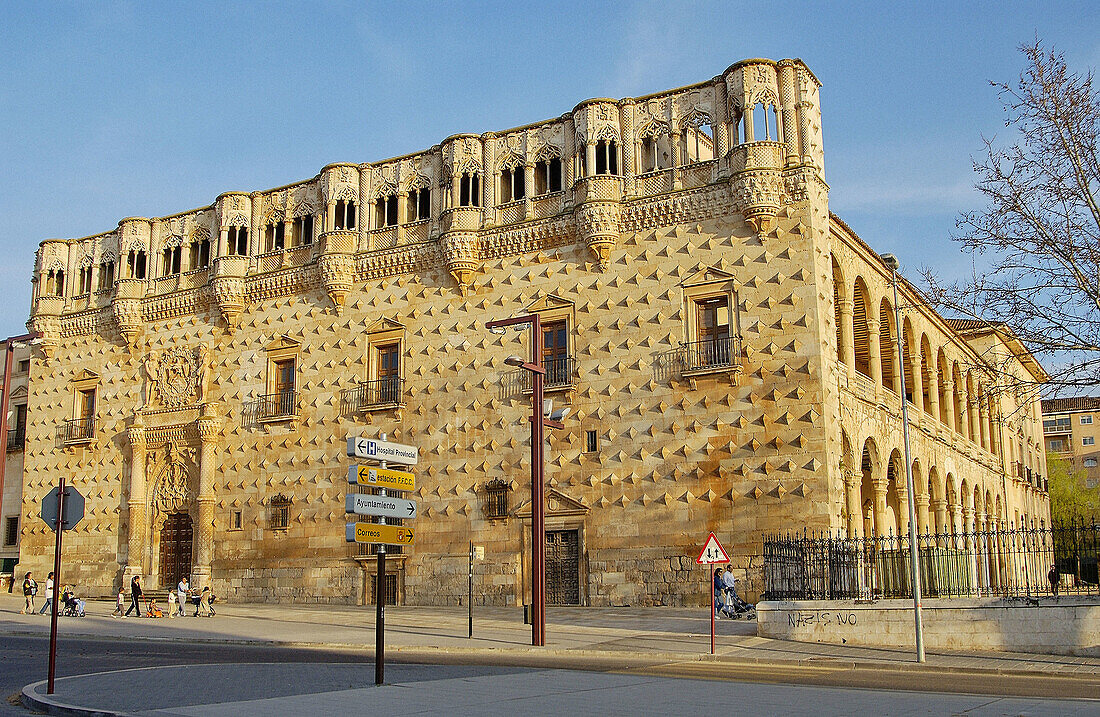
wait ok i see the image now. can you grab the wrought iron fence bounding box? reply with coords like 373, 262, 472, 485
680, 336, 741, 372
256, 390, 297, 419
342, 377, 403, 411
763, 523, 1100, 600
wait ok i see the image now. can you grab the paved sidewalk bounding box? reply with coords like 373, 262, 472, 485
4, 593, 1100, 715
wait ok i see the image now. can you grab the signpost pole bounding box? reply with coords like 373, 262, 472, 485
468, 540, 474, 639
375, 441, 388, 687
709, 570, 715, 656
47, 474, 66, 695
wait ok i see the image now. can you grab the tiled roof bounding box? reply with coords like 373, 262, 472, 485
1042, 397, 1100, 414
946, 318, 1003, 332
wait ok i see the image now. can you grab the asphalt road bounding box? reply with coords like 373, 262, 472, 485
5, 635, 1099, 716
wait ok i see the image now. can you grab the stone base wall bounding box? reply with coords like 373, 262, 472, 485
757, 598, 1100, 656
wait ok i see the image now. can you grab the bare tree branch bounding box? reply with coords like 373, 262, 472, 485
923, 41, 1100, 395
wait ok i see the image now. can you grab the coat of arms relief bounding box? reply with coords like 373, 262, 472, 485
143, 344, 213, 408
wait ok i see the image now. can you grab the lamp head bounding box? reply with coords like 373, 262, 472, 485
504, 355, 525, 367
549, 407, 571, 422
881, 253, 900, 272
542, 399, 553, 417
488, 325, 507, 335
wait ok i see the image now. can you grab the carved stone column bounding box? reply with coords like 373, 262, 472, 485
844, 469, 862, 538
867, 316, 882, 401
839, 298, 855, 379
670, 129, 683, 190
193, 403, 222, 589
125, 417, 147, 582
713, 80, 729, 177
563, 116, 576, 208
872, 478, 888, 538
619, 99, 636, 196
916, 490, 930, 535
931, 498, 948, 541
896, 480, 910, 536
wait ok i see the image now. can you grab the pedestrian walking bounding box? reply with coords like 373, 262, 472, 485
20, 572, 37, 614
177, 576, 189, 617
124, 575, 143, 617
37, 572, 55, 615
196, 586, 213, 617
1048, 564, 1060, 597
722, 565, 753, 617
111, 587, 125, 617
167, 590, 176, 618
712, 568, 726, 618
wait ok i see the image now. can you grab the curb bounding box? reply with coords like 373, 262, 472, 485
22, 679, 122, 717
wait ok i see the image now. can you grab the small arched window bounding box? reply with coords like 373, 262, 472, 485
595, 139, 618, 175
375, 194, 398, 227
229, 227, 249, 255
534, 157, 562, 195
407, 187, 430, 222
265, 222, 285, 251
335, 200, 357, 230
459, 172, 481, 207
500, 165, 525, 203
128, 250, 147, 280
189, 238, 210, 268
99, 260, 115, 290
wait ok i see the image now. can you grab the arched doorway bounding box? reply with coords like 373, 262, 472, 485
159, 512, 193, 589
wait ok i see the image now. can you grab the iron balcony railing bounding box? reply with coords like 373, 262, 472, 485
257, 390, 297, 420
762, 523, 1100, 601
520, 356, 576, 391
680, 336, 741, 373
343, 377, 404, 411
6, 427, 25, 451
61, 417, 95, 443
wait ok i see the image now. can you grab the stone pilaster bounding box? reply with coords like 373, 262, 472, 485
192, 403, 222, 589
125, 417, 147, 583
872, 478, 888, 537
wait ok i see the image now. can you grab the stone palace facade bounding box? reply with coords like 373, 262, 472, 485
16, 58, 1050, 605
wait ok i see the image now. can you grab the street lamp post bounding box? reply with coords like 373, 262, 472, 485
881, 253, 926, 663
486, 313, 551, 646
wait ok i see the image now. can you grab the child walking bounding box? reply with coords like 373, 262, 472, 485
111, 587, 125, 617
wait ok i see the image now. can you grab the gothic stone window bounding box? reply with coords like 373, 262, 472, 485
265, 221, 286, 252
229, 226, 249, 255
500, 164, 526, 203
335, 200, 357, 230
595, 139, 619, 175
189, 237, 211, 268
484, 479, 511, 519
292, 214, 314, 246
459, 172, 481, 207
127, 249, 147, 279
269, 494, 291, 531
681, 269, 739, 373
375, 194, 399, 228
98, 260, 115, 290
407, 187, 430, 222
162, 245, 182, 275
534, 157, 562, 195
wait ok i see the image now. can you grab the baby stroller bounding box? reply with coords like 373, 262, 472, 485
61, 590, 86, 617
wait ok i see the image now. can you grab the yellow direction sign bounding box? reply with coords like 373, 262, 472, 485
348, 465, 416, 491
345, 522, 415, 546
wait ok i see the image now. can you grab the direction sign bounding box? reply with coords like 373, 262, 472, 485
346, 493, 418, 520
346, 437, 419, 465
696, 532, 730, 564
40, 486, 85, 531
345, 522, 415, 546
347, 465, 416, 491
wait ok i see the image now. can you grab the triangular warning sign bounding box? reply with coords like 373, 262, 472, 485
696, 532, 730, 564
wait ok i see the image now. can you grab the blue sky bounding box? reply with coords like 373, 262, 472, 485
1, 1, 1097, 340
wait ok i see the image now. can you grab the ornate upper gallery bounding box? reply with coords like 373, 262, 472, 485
27, 59, 824, 354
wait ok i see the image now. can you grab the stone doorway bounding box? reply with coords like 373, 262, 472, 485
546, 529, 580, 605
158, 512, 193, 589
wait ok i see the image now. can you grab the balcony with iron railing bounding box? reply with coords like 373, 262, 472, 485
6, 427, 25, 452
341, 377, 404, 413
520, 356, 576, 392
680, 336, 742, 375
256, 390, 297, 422
61, 417, 94, 445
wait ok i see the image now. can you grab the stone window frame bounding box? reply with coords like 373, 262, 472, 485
366, 318, 405, 382
269, 494, 291, 531
3, 516, 17, 546
521, 295, 577, 394
1081, 415, 1093, 425
483, 478, 511, 520
679, 268, 741, 378
229, 509, 243, 531
258, 336, 300, 423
